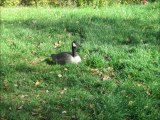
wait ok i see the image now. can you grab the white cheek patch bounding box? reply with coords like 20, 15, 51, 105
72, 43, 77, 47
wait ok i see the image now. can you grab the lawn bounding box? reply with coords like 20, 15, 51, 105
0, 2, 160, 120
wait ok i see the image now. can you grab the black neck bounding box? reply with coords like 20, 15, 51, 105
72, 46, 76, 57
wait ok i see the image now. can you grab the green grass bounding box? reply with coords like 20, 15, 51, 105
1, 2, 160, 120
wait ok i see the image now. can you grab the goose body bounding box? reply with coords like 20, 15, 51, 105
52, 41, 81, 65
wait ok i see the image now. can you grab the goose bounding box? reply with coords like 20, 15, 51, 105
51, 41, 81, 65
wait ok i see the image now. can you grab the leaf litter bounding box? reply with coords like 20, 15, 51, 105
90, 67, 115, 81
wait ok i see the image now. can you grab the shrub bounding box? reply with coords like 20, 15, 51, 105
1, 0, 20, 6
0, 0, 158, 6
21, 0, 50, 6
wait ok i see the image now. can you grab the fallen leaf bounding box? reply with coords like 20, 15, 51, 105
58, 40, 62, 44
137, 83, 142, 87
14, 84, 18, 87
46, 90, 49, 93
103, 67, 113, 71
31, 57, 44, 65
54, 41, 62, 48
71, 115, 77, 119
108, 72, 115, 78
35, 94, 40, 97
100, 74, 111, 81
62, 111, 67, 114
9, 107, 12, 110
35, 81, 40, 86
60, 88, 67, 95
146, 90, 151, 96
20, 94, 28, 99
31, 50, 36, 54
90, 68, 99, 75
58, 74, 62, 78
21, 95, 25, 98
17, 105, 23, 110
31, 112, 38, 116
98, 72, 103, 76
64, 68, 68, 71
31, 108, 41, 116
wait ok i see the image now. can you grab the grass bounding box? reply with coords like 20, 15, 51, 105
0, 2, 160, 120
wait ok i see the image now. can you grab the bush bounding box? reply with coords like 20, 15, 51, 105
0, 0, 159, 6
21, 0, 50, 6
1, 0, 20, 6
58, 0, 109, 7
1, 0, 51, 6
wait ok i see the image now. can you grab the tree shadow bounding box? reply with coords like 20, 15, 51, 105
2, 14, 159, 46
2, 13, 159, 82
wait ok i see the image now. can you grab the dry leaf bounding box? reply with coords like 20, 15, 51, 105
20, 94, 28, 99
103, 67, 113, 71
54, 41, 62, 48
146, 90, 151, 96
46, 90, 49, 93
14, 84, 18, 87
90, 68, 99, 75
31, 112, 38, 116
31, 50, 36, 54
35, 94, 40, 97
58, 74, 62, 78
31, 58, 43, 65
137, 83, 142, 87
98, 72, 103, 76
9, 107, 12, 110
35, 80, 40, 86
101, 74, 111, 81
32, 108, 41, 116
71, 115, 77, 119
21, 95, 25, 98
110, 72, 115, 77
64, 68, 68, 71
90, 68, 99, 72
60, 88, 67, 95
17, 105, 23, 110
58, 40, 62, 44
62, 111, 67, 114
60, 90, 65, 95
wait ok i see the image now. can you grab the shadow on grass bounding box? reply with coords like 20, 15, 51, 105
2, 14, 160, 46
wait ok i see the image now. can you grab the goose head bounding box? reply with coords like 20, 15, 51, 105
71, 41, 81, 63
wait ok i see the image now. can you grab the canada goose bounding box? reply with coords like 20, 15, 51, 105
51, 41, 81, 65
